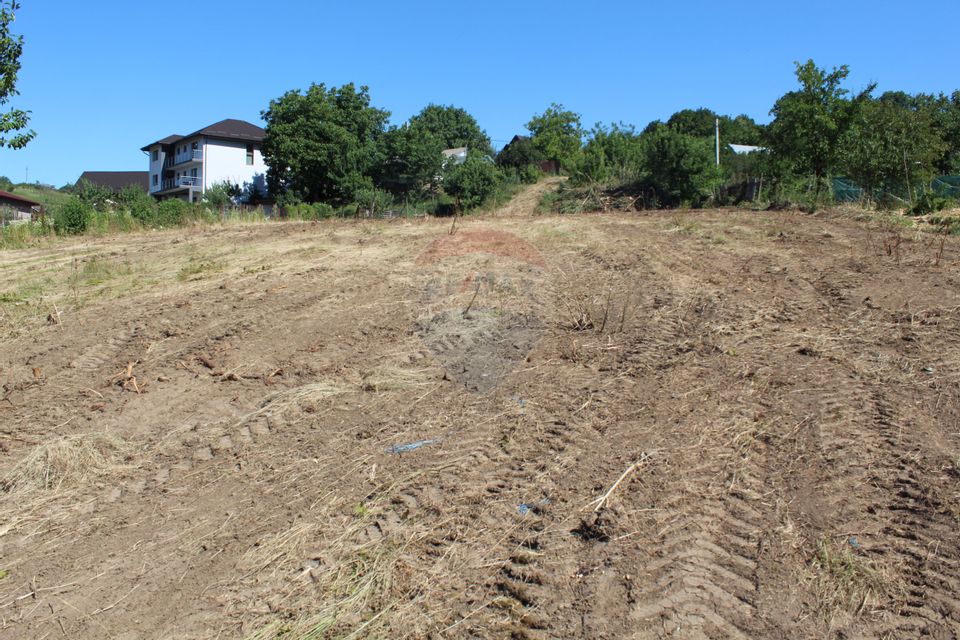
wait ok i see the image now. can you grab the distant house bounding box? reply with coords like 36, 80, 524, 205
141, 119, 268, 202
728, 144, 767, 155
0, 190, 41, 225
442, 147, 468, 165
77, 171, 149, 193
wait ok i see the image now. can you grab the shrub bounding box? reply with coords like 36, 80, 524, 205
909, 191, 955, 216
288, 202, 334, 220
156, 199, 189, 227
353, 187, 394, 215
53, 197, 93, 235
444, 154, 500, 210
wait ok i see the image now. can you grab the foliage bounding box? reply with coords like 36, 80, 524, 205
115, 185, 157, 223
203, 181, 241, 208
373, 124, 443, 197
443, 153, 500, 210
74, 179, 114, 211
908, 192, 955, 216
841, 98, 945, 205
0, 174, 11, 191
767, 60, 875, 209
575, 122, 645, 185
496, 136, 544, 170
0, 1, 32, 149
639, 125, 721, 207
53, 198, 93, 235
156, 198, 190, 227
262, 83, 390, 204
407, 104, 492, 156
526, 103, 583, 171
286, 202, 334, 220
353, 186, 394, 215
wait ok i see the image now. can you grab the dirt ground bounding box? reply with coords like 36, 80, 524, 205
1, 187, 959, 639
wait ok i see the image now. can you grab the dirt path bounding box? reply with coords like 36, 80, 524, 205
0, 205, 959, 639
490, 176, 565, 217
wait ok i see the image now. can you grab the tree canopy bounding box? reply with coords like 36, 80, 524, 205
261, 83, 390, 204
407, 104, 492, 156
527, 103, 583, 170
767, 60, 875, 206
0, 1, 33, 149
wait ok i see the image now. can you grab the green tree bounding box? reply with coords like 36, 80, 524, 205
444, 153, 500, 210
579, 122, 645, 184
640, 125, 720, 207
373, 124, 444, 197
495, 136, 543, 169
407, 104, 492, 156
203, 181, 240, 209
262, 83, 390, 204
767, 60, 874, 209
526, 103, 583, 171
0, 174, 12, 191
841, 98, 945, 204
0, 1, 33, 149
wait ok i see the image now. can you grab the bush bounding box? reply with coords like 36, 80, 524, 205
908, 191, 955, 216
156, 199, 190, 227
53, 197, 94, 235
116, 186, 158, 225
287, 202, 334, 220
353, 187, 394, 215
520, 164, 542, 184
444, 154, 501, 210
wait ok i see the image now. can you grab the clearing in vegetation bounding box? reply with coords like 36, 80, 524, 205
0, 182, 959, 639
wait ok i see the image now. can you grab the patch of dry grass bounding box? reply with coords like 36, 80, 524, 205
1, 432, 132, 495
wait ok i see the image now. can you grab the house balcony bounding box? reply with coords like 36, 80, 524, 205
163, 149, 203, 169
159, 176, 201, 191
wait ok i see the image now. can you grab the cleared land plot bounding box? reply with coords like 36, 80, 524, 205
1, 200, 959, 639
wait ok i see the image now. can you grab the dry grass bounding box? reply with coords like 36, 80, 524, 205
811, 537, 903, 623
0, 432, 132, 495
359, 366, 432, 393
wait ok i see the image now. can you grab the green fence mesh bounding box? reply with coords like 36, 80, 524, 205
833, 176, 960, 203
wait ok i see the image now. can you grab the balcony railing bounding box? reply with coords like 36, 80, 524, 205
163, 149, 203, 169
160, 176, 201, 191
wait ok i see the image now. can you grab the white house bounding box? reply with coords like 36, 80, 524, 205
141, 119, 268, 202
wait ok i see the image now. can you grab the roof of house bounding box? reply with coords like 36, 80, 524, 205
141, 119, 265, 151
0, 190, 42, 208
729, 144, 767, 155
78, 171, 150, 193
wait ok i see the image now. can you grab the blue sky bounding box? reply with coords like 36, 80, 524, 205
1, 0, 957, 187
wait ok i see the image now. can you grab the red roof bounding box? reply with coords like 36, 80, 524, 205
0, 190, 41, 207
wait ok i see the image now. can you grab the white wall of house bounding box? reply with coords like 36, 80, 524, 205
148, 145, 166, 193
202, 138, 268, 194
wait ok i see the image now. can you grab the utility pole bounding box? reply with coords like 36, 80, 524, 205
715, 119, 720, 167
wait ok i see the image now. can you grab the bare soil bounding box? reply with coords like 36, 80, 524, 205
1, 193, 959, 639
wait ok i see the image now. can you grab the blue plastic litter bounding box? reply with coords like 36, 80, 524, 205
510, 395, 526, 408
518, 498, 550, 515
386, 439, 436, 454
848, 536, 861, 549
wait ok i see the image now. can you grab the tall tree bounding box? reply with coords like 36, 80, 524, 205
0, 1, 33, 149
767, 60, 874, 209
407, 104, 492, 156
527, 103, 583, 171
261, 83, 389, 204
841, 97, 945, 202
373, 124, 444, 197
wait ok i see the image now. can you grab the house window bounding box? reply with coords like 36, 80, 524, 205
191, 141, 198, 151
152, 149, 158, 162
191, 168, 197, 178
152, 174, 158, 186
246, 144, 254, 165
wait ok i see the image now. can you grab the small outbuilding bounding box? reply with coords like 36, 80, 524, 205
0, 190, 42, 225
